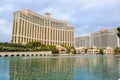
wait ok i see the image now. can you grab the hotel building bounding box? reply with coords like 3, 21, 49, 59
90, 28, 119, 48
103, 47, 115, 55
11, 9, 74, 47
75, 36, 90, 48
75, 28, 119, 49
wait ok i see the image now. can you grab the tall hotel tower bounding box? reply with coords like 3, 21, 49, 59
90, 28, 119, 48
11, 9, 74, 47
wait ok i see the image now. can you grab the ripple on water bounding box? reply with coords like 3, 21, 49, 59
0, 56, 120, 80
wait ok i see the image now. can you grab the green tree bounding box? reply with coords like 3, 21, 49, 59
26, 42, 42, 48
117, 27, 120, 38
114, 47, 120, 54
52, 49, 59, 54
116, 27, 120, 54
99, 49, 103, 55
70, 47, 76, 54
66, 48, 71, 53
85, 49, 87, 53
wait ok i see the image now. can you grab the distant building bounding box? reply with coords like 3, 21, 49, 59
90, 28, 119, 48
75, 47, 86, 54
87, 46, 100, 55
103, 47, 115, 55
75, 36, 90, 48
11, 9, 74, 47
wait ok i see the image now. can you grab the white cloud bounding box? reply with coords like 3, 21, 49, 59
75, 25, 91, 36
39, 7, 74, 21
0, 4, 14, 12
0, 19, 11, 34
62, 0, 120, 10
76, 32, 90, 37
0, 19, 12, 42
0, 0, 120, 42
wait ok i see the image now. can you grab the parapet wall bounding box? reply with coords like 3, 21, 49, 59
0, 51, 52, 57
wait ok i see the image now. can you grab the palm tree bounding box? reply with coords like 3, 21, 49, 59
117, 27, 120, 38
116, 27, 120, 54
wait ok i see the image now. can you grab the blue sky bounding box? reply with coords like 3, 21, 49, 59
0, 0, 120, 42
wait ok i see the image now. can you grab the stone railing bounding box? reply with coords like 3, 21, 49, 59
0, 51, 52, 57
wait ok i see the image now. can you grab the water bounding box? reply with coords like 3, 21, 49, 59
0, 55, 120, 80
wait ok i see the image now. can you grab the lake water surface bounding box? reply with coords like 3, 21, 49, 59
0, 55, 120, 80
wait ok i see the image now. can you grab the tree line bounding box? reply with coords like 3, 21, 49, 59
0, 42, 56, 53
0, 42, 76, 54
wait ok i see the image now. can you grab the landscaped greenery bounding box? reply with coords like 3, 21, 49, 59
0, 42, 120, 55
99, 49, 103, 55
0, 42, 26, 52
0, 42, 58, 53
0, 42, 76, 54
114, 47, 120, 54
61, 44, 76, 54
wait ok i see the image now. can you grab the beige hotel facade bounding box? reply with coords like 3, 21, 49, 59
75, 28, 119, 48
11, 9, 74, 47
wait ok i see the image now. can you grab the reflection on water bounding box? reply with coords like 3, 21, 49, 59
0, 57, 10, 80
0, 55, 120, 80
74, 56, 120, 80
10, 57, 75, 80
